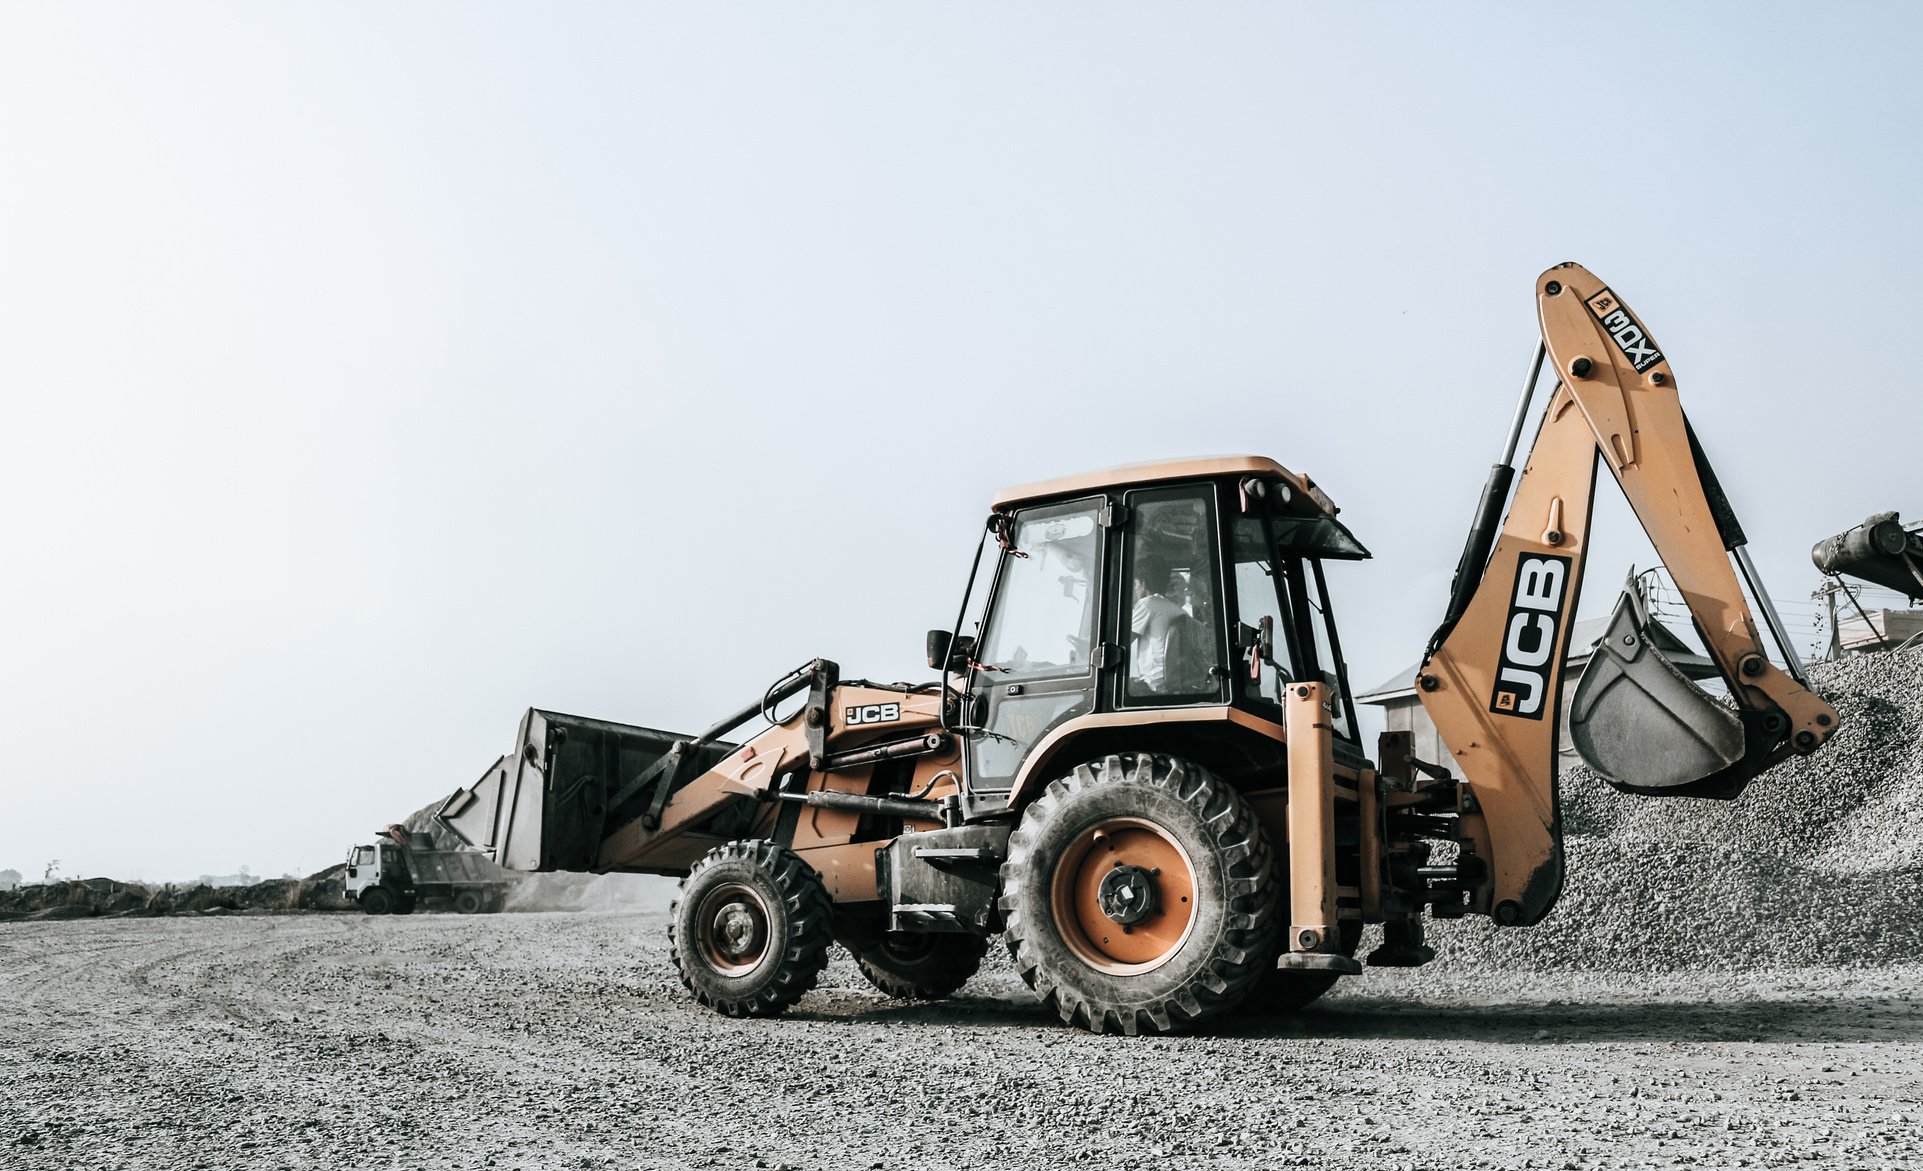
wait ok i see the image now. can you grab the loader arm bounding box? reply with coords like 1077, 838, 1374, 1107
1416, 263, 1840, 925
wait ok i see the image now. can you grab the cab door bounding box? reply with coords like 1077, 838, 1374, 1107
1114, 484, 1229, 708
963, 497, 1106, 805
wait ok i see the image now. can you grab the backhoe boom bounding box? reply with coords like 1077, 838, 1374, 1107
1417, 263, 1840, 925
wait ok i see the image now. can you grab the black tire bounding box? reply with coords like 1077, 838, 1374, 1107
670, 840, 834, 1018
359, 886, 395, 916
454, 890, 485, 915
852, 932, 990, 1000
1241, 920, 1362, 1015
1000, 754, 1282, 1036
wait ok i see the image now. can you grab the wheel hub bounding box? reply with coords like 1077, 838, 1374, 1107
694, 881, 773, 975
1049, 816, 1198, 976
712, 902, 764, 959
1097, 863, 1158, 925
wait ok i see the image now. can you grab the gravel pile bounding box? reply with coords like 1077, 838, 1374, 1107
0, 867, 355, 922
1424, 646, 1923, 973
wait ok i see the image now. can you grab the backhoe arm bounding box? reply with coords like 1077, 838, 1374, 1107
1415, 263, 1840, 926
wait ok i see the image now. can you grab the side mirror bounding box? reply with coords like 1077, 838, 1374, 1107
926, 629, 976, 671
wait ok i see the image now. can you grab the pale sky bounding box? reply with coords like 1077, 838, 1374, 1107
3, 4, 1917, 881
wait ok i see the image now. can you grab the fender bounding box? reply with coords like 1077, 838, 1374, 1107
1003, 705, 1290, 809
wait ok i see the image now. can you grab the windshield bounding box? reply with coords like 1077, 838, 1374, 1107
975, 503, 1100, 681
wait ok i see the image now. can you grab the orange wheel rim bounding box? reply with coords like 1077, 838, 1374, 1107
1048, 816, 1197, 975
695, 882, 772, 976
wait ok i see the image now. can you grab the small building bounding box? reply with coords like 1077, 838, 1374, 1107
1357, 615, 1720, 765
1836, 606, 1923, 655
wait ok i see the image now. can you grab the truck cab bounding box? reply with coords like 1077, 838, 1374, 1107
343, 840, 419, 915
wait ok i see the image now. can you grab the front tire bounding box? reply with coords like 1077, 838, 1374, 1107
358, 886, 395, 916
670, 840, 833, 1018
852, 932, 989, 1000
1000, 754, 1282, 1036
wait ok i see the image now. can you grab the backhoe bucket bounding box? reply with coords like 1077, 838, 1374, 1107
1569, 584, 1759, 799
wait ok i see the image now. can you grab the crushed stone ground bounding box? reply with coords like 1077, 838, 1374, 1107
1, 912, 1919, 1171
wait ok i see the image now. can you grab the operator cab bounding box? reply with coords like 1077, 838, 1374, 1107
934, 456, 1371, 811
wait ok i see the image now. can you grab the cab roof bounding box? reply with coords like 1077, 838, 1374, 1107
991, 455, 1339, 515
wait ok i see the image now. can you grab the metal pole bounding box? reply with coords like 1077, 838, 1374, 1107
1733, 546, 1810, 686
1422, 344, 1552, 661
1822, 581, 1842, 662
1498, 344, 1548, 467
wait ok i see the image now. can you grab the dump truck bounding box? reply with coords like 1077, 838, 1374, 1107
345, 817, 517, 916
441, 263, 1840, 1034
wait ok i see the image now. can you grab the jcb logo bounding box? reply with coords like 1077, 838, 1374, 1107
1489, 553, 1570, 720
1585, 288, 1663, 373
845, 703, 901, 726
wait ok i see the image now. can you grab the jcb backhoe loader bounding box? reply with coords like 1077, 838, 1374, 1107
441, 263, 1839, 1035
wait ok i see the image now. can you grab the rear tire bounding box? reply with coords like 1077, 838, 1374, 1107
671, 840, 833, 1018
359, 887, 395, 916
1000, 754, 1282, 1036
852, 933, 989, 1000
454, 890, 485, 915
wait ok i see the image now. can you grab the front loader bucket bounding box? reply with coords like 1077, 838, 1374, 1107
437, 710, 740, 872
1569, 584, 1771, 799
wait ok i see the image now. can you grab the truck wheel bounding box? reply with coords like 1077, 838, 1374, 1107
1241, 920, 1362, 1015
671, 840, 833, 1018
454, 890, 485, 915
852, 933, 989, 1000
1000, 754, 1282, 1036
359, 887, 395, 916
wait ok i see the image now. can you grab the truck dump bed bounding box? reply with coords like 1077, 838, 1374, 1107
403, 846, 511, 886
438, 708, 737, 873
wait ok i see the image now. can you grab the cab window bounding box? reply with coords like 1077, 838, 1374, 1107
1231, 515, 1304, 707
1122, 487, 1225, 703
974, 505, 1100, 681
1302, 560, 1359, 741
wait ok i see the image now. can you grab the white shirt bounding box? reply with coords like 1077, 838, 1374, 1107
1130, 593, 1186, 690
